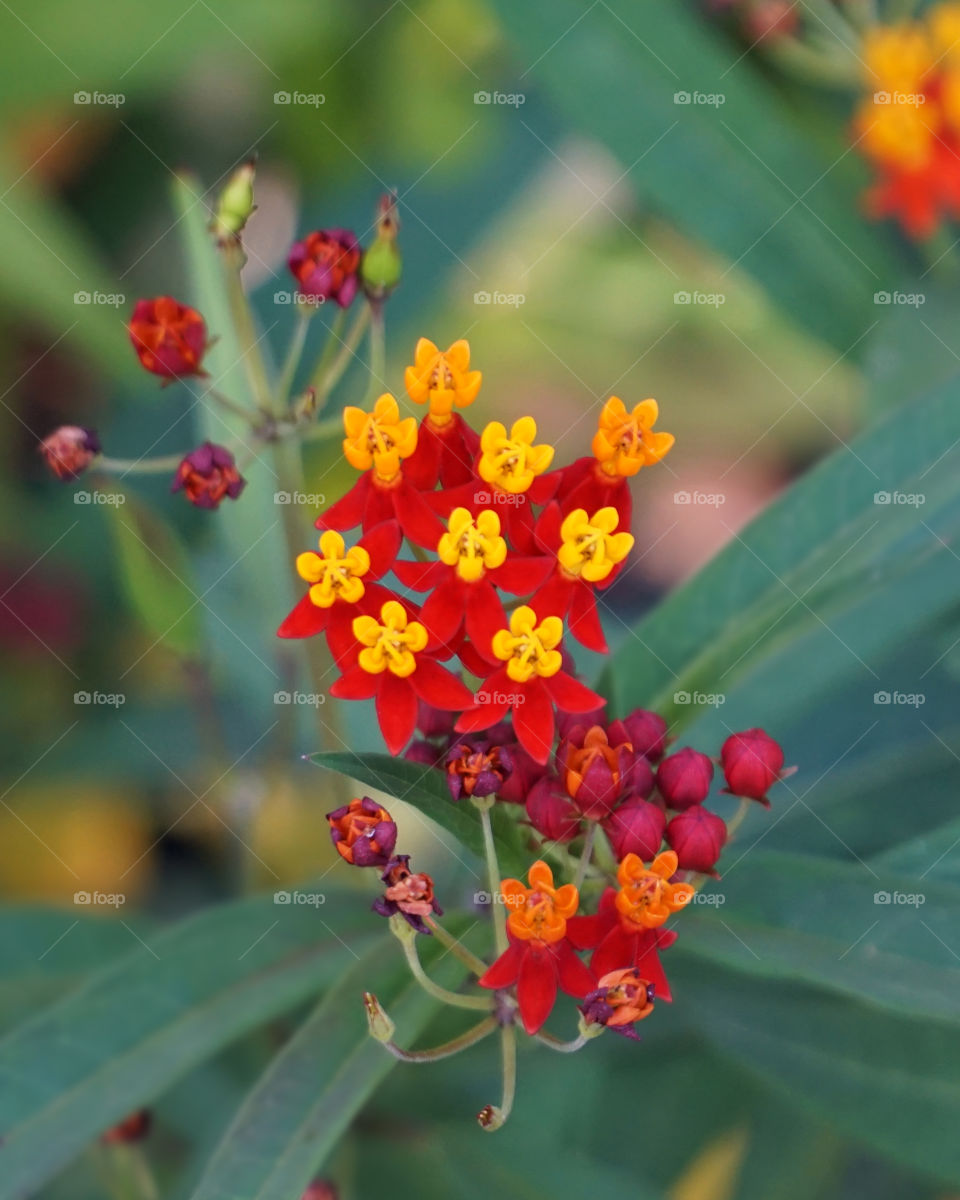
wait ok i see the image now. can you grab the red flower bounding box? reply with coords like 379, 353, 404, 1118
287, 228, 361, 307
557, 720, 650, 819
720, 728, 786, 806
666, 806, 727, 874
171, 443, 245, 509
276, 522, 400, 664
455, 606, 603, 764
530, 503, 633, 653
567, 886, 678, 1000
327, 797, 397, 867
403, 338, 482, 488
330, 599, 473, 754
39, 426, 100, 481
478, 861, 593, 1034
128, 296, 208, 379
656, 748, 714, 810
394, 506, 552, 651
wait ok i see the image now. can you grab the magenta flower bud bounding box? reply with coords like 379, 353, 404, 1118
287, 229, 361, 308
39, 426, 100, 481
525, 776, 581, 843
603, 796, 666, 860
656, 748, 714, 810
415, 699, 456, 740
445, 739, 513, 801
666, 807, 727, 873
497, 742, 547, 805
621, 708, 668, 761
557, 704, 606, 740
326, 797, 397, 867
720, 728, 785, 806
172, 442, 245, 509
558, 723, 641, 819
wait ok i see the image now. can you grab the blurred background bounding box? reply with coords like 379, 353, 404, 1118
1, 1, 957, 1198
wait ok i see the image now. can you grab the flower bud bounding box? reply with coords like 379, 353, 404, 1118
580, 967, 654, 1039
211, 159, 257, 246
741, 0, 799, 44
288, 229, 361, 308
525, 775, 581, 843
326, 797, 397, 867
666, 806, 727, 873
171, 442, 245, 509
445, 738, 513, 801
101, 1109, 151, 1144
363, 992, 396, 1043
360, 192, 402, 302
39, 426, 100, 481
497, 742, 547, 804
373, 854, 441, 933
720, 728, 785, 806
128, 296, 208, 379
621, 708, 668, 761
602, 796, 666, 860
301, 1183, 338, 1200
656, 748, 714, 810
558, 722, 642, 819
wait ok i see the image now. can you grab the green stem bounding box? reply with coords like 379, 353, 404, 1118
426, 916, 488, 976
366, 301, 386, 404
572, 823, 596, 894
473, 796, 508, 956
96, 454, 186, 474
382, 1015, 498, 1063
534, 1028, 592, 1053
276, 310, 313, 408
222, 245, 272, 410
479, 1024, 517, 1131
725, 796, 752, 843
393, 918, 492, 1011
310, 303, 371, 401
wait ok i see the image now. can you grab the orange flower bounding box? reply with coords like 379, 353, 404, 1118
404, 338, 482, 427
591, 397, 674, 478
614, 850, 693, 930
342, 394, 418, 483
500, 860, 579, 945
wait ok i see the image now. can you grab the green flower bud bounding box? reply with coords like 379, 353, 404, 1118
212, 159, 257, 246
361, 192, 402, 301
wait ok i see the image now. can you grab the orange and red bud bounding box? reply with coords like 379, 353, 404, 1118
128, 296, 208, 379
101, 1109, 152, 1145
172, 443, 245, 509
39, 425, 100, 481
445, 738, 513, 801
580, 967, 655, 1038
327, 797, 397, 867
373, 854, 441, 933
288, 229, 361, 308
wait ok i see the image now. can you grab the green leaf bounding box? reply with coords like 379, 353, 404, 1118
103, 484, 204, 659
0, 889, 381, 1200
488, 0, 905, 352
605, 376, 960, 725
306, 751, 530, 876
190, 926, 474, 1200
672, 957, 960, 1183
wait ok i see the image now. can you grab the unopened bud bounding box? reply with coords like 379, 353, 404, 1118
361, 192, 402, 301
363, 992, 396, 1044
212, 159, 257, 246
477, 1103, 506, 1131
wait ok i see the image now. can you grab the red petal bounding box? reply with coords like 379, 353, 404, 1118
635, 931, 673, 1003
464, 583, 507, 659
590, 925, 638, 982
530, 573, 573, 623
529, 472, 560, 506
316, 475, 368, 530
478, 941, 525, 990
455, 699, 509, 734
411, 659, 473, 710
426, 480, 477, 518
394, 560, 444, 591
545, 671, 603, 714
505, 500, 536, 554
359, 520, 402, 579
277, 594, 328, 639
460, 638, 497, 675
324, 606, 360, 667
375, 672, 418, 755
395, 480, 444, 548
568, 583, 607, 654
330, 665, 379, 701
421, 576, 465, 646
492, 555, 555, 595
554, 940, 595, 999
566, 909, 613, 952
363, 480, 395, 530
517, 946, 558, 1035
513, 682, 555, 765
404, 421, 443, 490
533, 500, 563, 552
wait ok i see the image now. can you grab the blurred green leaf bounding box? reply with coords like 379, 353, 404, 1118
605, 377, 960, 725
190, 927, 473, 1200
0, 888, 380, 1200
306, 751, 529, 876
104, 483, 204, 659
488, 0, 904, 351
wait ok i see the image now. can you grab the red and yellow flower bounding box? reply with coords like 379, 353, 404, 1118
456, 605, 602, 763
403, 338, 482, 488
330, 599, 473, 754
478, 861, 594, 1034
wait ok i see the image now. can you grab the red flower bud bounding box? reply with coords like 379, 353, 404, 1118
39, 425, 100, 481
497, 742, 548, 805
301, 1181, 338, 1200
656, 748, 714, 810
172, 442, 246, 509
525, 775, 581, 843
288, 229, 361, 308
741, 0, 799, 44
666, 806, 727, 873
128, 296, 208, 378
372, 854, 442, 934
558, 722, 644, 819
621, 708, 668, 761
603, 796, 666, 860
101, 1109, 151, 1144
445, 738, 513, 801
720, 728, 785, 805
327, 797, 397, 867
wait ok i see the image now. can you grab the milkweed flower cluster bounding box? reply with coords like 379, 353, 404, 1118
286, 335, 789, 1126
855, 3, 960, 238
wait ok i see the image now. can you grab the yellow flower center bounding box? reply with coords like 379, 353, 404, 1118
490, 604, 563, 683
296, 531, 370, 609
557, 507, 634, 583
342, 393, 418, 482
478, 417, 555, 494
404, 337, 482, 428
353, 600, 428, 678
501, 861, 579, 945
592, 396, 674, 478
437, 507, 507, 583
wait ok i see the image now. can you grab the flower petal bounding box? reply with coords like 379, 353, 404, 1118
276, 594, 328, 639
517, 946, 558, 1035
315, 475, 369, 531
478, 940, 525, 990
554, 940, 595, 999
411, 659, 473, 710
375, 672, 419, 755
544, 671, 604, 714
359, 520, 402, 579
512, 682, 555, 765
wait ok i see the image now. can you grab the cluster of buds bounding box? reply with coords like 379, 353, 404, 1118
294, 337, 789, 1126
854, 3, 960, 238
